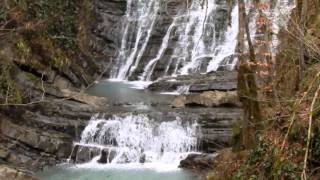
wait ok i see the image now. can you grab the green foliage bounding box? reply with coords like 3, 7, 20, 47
288, 120, 306, 143
234, 138, 301, 180
0, 62, 23, 104
16, 39, 31, 57
247, 139, 269, 165
51, 55, 71, 70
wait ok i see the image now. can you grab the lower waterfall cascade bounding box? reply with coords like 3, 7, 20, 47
69, 114, 199, 170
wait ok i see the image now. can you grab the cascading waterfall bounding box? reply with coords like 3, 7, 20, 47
111, 0, 160, 80
109, 0, 296, 81
206, 3, 239, 72
72, 114, 198, 167
139, 18, 178, 81
112, 0, 240, 81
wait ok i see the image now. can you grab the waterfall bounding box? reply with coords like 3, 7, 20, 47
111, 0, 160, 80
107, 0, 297, 81
111, 0, 240, 81
206, 3, 239, 72
71, 114, 198, 167
139, 18, 178, 81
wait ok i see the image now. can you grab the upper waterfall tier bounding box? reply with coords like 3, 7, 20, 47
93, 0, 296, 81
107, 0, 239, 81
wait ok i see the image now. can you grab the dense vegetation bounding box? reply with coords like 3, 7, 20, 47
0, 0, 100, 104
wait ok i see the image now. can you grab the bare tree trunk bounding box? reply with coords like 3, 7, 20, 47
244, 9, 256, 62
237, 0, 262, 149
299, 0, 307, 85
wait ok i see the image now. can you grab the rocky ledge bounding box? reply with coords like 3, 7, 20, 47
0, 88, 109, 172
179, 153, 218, 172
179, 148, 248, 177
147, 71, 238, 92
147, 70, 242, 153
147, 71, 243, 172
172, 90, 241, 108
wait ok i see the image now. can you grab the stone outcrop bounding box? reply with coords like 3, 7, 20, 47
179, 148, 249, 177
1, 119, 72, 158
179, 153, 218, 171
0, 165, 39, 180
0, 66, 110, 171
69, 144, 117, 164
147, 71, 238, 92
172, 91, 240, 108
0, 87, 112, 170
60, 89, 108, 107
171, 96, 187, 108
147, 70, 242, 153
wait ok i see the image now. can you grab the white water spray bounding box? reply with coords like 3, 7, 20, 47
112, 0, 160, 80
75, 114, 198, 167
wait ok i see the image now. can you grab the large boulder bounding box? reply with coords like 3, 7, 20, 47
172, 91, 240, 108
179, 153, 218, 171
180, 149, 249, 178
171, 96, 187, 108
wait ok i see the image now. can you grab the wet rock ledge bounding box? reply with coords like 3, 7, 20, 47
147, 71, 243, 171
147, 70, 243, 153
0, 84, 109, 173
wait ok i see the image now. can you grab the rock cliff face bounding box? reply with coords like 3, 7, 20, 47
0, 96, 109, 172
0, 0, 109, 174
92, 0, 127, 67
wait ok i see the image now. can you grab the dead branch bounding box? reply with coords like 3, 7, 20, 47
281, 71, 320, 151
302, 81, 320, 180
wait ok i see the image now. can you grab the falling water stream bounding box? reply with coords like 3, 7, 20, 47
110, 0, 240, 81
38, 114, 201, 180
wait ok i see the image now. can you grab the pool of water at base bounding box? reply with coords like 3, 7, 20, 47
37, 164, 202, 180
